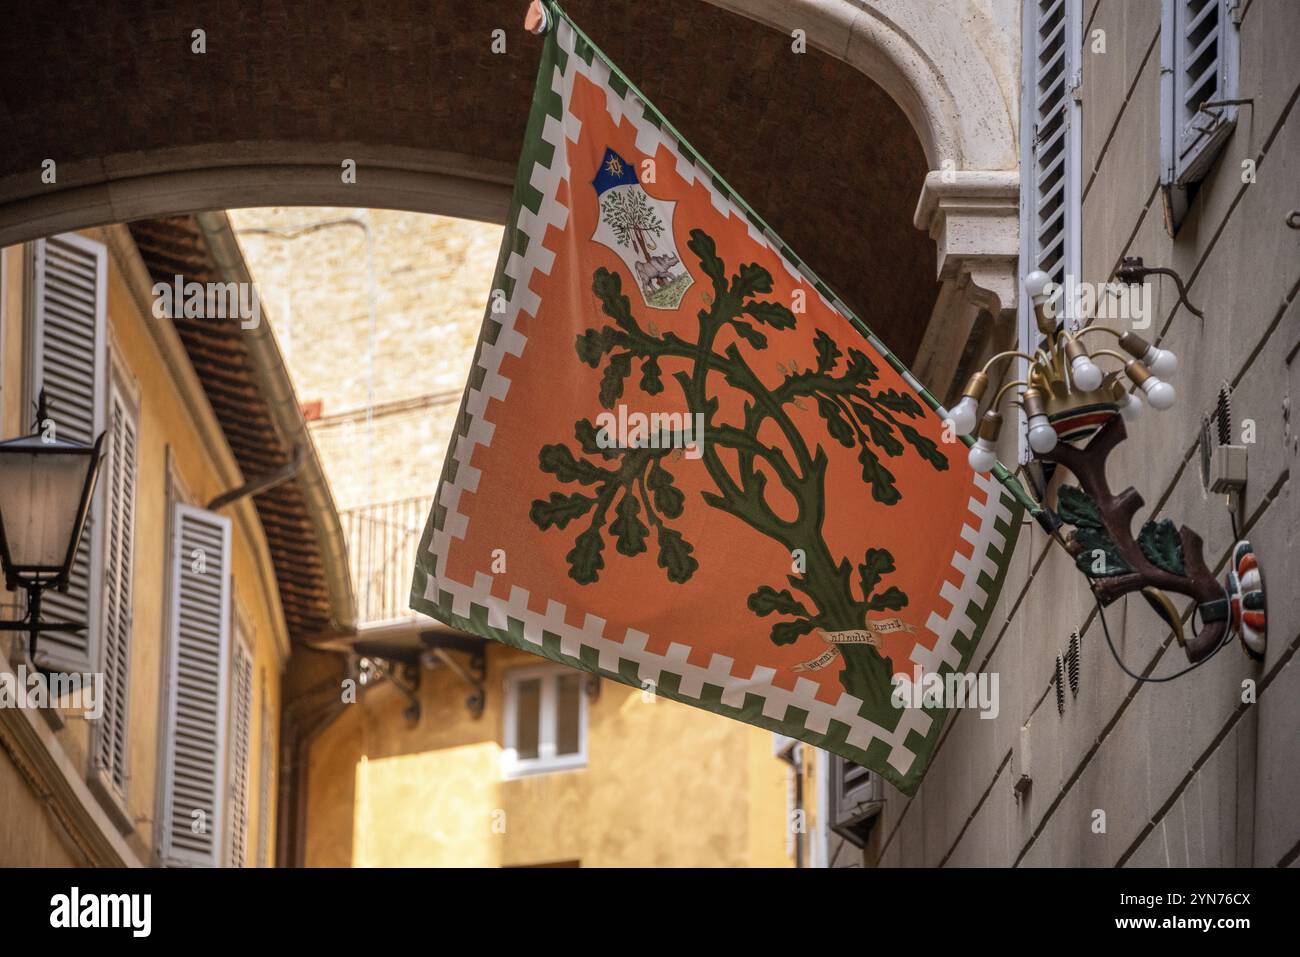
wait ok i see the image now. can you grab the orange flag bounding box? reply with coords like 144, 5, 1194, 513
412, 3, 1032, 793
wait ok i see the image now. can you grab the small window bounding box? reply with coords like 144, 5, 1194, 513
502, 664, 587, 777
1161, 0, 1241, 228
827, 754, 883, 849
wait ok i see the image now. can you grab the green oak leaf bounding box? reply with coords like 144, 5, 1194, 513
1138, 518, 1186, 576
851, 403, 903, 456
857, 445, 900, 504
647, 461, 685, 518
816, 395, 856, 448
575, 419, 620, 460
844, 348, 878, 385
528, 491, 596, 530
566, 525, 606, 585
875, 389, 923, 418
813, 329, 841, 373
599, 352, 632, 408
576, 327, 615, 367
747, 585, 810, 618
858, 547, 896, 597
539, 443, 609, 485
867, 585, 908, 612
730, 319, 768, 350
1058, 484, 1103, 530
771, 618, 817, 646
591, 268, 639, 332
1072, 526, 1132, 578
732, 262, 773, 299
656, 526, 698, 584
898, 422, 949, 470
610, 492, 649, 557
688, 229, 725, 286
743, 300, 797, 330
640, 356, 664, 395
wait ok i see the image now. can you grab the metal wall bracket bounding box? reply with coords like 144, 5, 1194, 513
420, 631, 488, 719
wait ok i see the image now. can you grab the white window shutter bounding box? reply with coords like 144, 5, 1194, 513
91, 384, 137, 797
1164, 0, 1239, 192
28, 233, 107, 672
1018, 0, 1081, 463
159, 504, 232, 867
256, 677, 274, 867
1020, 0, 1082, 302
226, 631, 253, 868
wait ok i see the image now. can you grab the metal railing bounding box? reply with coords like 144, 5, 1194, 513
340, 495, 434, 626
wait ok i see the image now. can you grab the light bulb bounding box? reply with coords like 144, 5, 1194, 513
967, 438, 998, 473
1119, 392, 1143, 422
1027, 415, 1058, 454
946, 395, 979, 435
1141, 377, 1176, 410
1070, 355, 1104, 391
1144, 345, 1178, 377
1024, 270, 1052, 304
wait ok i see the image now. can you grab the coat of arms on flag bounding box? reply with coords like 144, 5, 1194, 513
412, 2, 1033, 794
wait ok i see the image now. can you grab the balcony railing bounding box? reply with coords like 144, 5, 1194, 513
340, 495, 434, 627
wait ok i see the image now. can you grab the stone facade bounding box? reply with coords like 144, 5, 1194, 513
229, 207, 502, 514
870, 0, 1300, 869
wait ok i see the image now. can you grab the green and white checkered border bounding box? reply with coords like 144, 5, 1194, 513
412, 15, 1022, 794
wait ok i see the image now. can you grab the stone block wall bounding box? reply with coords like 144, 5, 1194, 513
872, 0, 1299, 868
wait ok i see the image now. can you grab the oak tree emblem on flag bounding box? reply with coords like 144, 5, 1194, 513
412, 8, 1029, 794
592, 147, 693, 310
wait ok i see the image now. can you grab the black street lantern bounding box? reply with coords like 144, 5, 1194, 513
0, 391, 104, 664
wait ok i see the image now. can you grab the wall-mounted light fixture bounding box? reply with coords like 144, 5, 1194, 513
0, 391, 104, 666
945, 272, 1266, 668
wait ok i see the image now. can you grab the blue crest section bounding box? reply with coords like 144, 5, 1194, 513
591, 147, 639, 195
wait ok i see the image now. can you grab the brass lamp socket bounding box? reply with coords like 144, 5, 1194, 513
963, 370, 990, 401
1118, 331, 1152, 360
1063, 338, 1091, 364
977, 410, 1004, 442
1124, 359, 1153, 386
1021, 387, 1047, 419
1034, 302, 1057, 336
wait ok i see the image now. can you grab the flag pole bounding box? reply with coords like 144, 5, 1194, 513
524, 0, 552, 35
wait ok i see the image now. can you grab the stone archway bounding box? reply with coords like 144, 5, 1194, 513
0, 0, 1019, 376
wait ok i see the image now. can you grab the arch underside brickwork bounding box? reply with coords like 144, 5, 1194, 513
0, 0, 1020, 370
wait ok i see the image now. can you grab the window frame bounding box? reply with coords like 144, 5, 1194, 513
1160, 0, 1241, 229
501, 663, 588, 779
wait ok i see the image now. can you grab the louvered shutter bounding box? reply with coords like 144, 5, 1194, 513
91, 384, 137, 797
1163, 0, 1239, 189
226, 632, 253, 868
159, 504, 232, 867
1020, 0, 1081, 320
827, 754, 883, 849
256, 677, 273, 867
28, 234, 107, 671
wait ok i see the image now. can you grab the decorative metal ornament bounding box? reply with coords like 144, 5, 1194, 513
950, 270, 1269, 671
1226, 541, 1266, 661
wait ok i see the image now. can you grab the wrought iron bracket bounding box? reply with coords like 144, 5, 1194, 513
1115, 256, 1204, 320
361, 657, 422, 724
420, 631, 488, 719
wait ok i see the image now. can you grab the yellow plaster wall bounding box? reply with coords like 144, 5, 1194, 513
307, 644, 794, 868
0, 232, 285, 866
